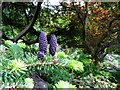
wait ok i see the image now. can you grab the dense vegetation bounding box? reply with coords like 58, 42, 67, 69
0, 1, 120, 89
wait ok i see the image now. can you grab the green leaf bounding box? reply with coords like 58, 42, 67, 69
68, 60, 84, 72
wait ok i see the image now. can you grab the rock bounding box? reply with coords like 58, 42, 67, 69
34, 81, 48, 89
30, 73, 49, 89
104, 54, 120, 71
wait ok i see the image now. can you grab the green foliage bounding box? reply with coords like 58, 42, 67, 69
112, 71, 120, 78
68, 60, 84, 72
24, 78, 34, 88
4, 41, 24, 59
54, 80, 77, 89
38, 64, 71, 84
0, 42, 119, 88
17, 42, 26, 49
56, 51, 66, 59
4, 40, 13, 47
8, 44, 23, 59
1, 43, 28, 88
1, 43, 71, 88
9, 59, 27, 74
78, 53, 91, 65
57, 18, 70, 28
74, 73, 117, 88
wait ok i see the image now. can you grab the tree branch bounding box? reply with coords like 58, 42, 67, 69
14, 2, 42, 42
93, 17, 120, 56
109, 17, 120, 29
84, 2, 88, 23
72, 2, 84, 26
91, 17, 120, 65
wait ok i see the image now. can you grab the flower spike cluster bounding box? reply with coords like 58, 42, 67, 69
38, 31, 48, 60
49, 35, 57, 56
37, 31, 57, 61
39, 31, 48, 54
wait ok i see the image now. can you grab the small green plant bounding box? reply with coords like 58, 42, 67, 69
56, 51, 66, 59
54, 80, 77, 89
68, 60, 84, 72
9, 59, 27, 74
24, 78, 34, 88
17, 42, 26, 49
4, 40, 13, 47
6, 43, 24, 59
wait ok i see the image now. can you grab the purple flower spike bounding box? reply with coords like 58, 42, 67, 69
49, 35, 57, 56
37, 51, 44, 60
39, 31, 48, 54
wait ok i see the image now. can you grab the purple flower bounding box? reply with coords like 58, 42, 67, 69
39, 31, 48, 54
49, 35, 57, 56
37, 51, 44, 60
